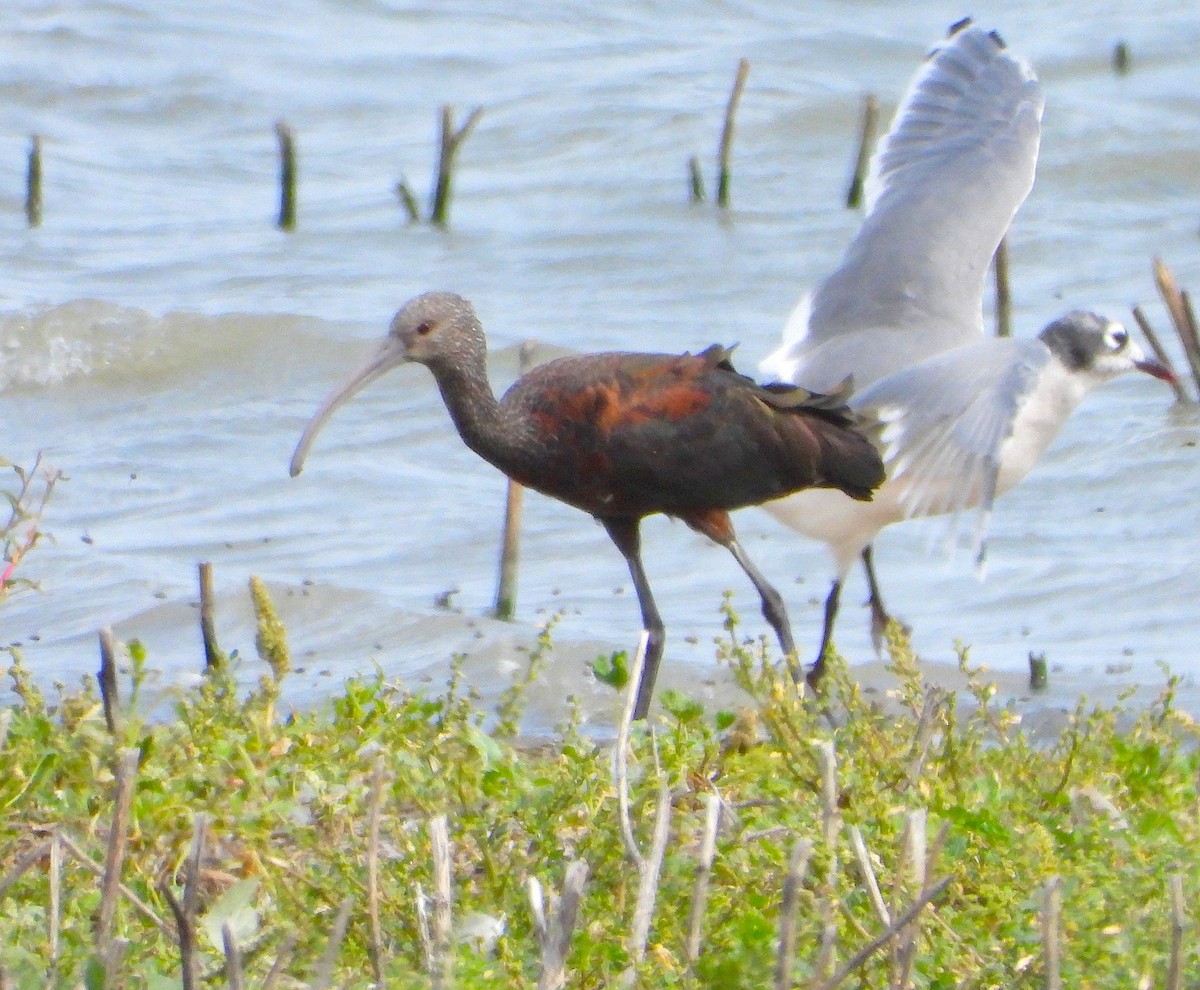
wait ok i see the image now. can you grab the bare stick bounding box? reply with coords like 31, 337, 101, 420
1167, 873, 1186, 990
103, 938, 128, 989
1131, 306, 1190, 403
261, 933, 298, 990
814, 740, 841, 981
198, 561, 222, 670
1153, 257, 1200, 394
903, 687, 943, 791
58, 832, 170, 935
1040, 876, 1062, 990
309, 897, 354, 990
276, 121, 297, 231
430, 105, 483, 227
394, 179, 421, 223
845, 94, 879, 209
627, 780, 673, 972
367, 756, 387, 987
849, 826, 890, 927
534, 860, 590, 990
773, 837, 814, 990
685, 792, 722, 968
993, 236, 1012, 338
0, 840, 49, 899
716, 59, 750, 208
98, 627, 120, 735
813, 876, 952, 990
25, 135, 42, 228
615, 631, 651, 866
96, 748, 139, 950
493, 341, 536, 620
428, 814, 453, 990
688, 155, 706, 203
48, 831, 62, 973
161, 814, 208, 990
222, 923, 245, 990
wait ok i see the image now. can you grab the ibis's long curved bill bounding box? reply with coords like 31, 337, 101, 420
289, 336, 408, 477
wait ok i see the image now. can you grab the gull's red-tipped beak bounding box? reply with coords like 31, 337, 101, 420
1134, 357, 1178, 385
289, 335, 409, 477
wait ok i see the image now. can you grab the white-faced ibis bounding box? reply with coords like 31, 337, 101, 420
757, 20, 1177, 667
290, 291, 885, 718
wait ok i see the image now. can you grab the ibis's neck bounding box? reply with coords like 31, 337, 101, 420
426, 358, 528, 474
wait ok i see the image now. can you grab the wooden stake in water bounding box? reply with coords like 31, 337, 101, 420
395, 178, 422, 224
198, 561, 222, 670
1153, 256, 1200, 397
275, 121, 297, 231
716, 59, 749, 209
98, 627, 120, 736
845, 94, 879, 210
493, 341, 536, 620
993, 236, 1013, 337
430, 105, 483, 228
25, 135, 42, 228
687, 155, 706, 204
1112, 41, 1131, 75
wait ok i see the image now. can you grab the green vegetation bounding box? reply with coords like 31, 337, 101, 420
1, 459, 1197, 987
1, 589, 1197, 988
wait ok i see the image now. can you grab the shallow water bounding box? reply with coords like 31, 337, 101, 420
2, 0, 1199, 726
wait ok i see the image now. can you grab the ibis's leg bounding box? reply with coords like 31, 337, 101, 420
602, 518, 665, 720
861, 545, 909, 655
724, 537, 796, 659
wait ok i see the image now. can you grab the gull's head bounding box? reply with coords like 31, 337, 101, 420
1038, 311, 1176, 386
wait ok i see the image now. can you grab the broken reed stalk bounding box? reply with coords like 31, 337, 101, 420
902, 688, 944, 791
426, 814, 453, 990
275, 121, 297, 231
367, 756, 387, 987
222, 923, 245, 990
773, 837, 814, 990
1131, 306, 1190, 403
25, 134, 42, 228
993, 236, 1013, 337
1153, 256, 1200, 396
48, 832, 62, 971
161, 814, 208, 990
309, 897, 355, 990
1166, 873, 1186, 990
615, 631, 651, 866
95, 748, 139, 952
1040, 876, 1062, 990
684, 792, 722, 969
1028, 651, 1048, 692
849, 826, 890, 927
845, 93, 879, 209
57, 831, 170, 936
532, 860, 590, 990
813, 876, 952, 990
198, 561, 222, 670
814, 740, 841, 982
892, 809, 928, 988
493, 341, 536, 620
688, 154, 706, 203
430, 105, 483, 227
627, 781, 672, 972
715, 58, 750, 209
98, 627, 120, 735
0, 839, 51, 900
261, 933, 298, 990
